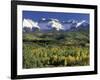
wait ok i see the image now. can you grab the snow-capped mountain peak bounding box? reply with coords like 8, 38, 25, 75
23, 18, 89, 32
48, 19, 64, 31
50, 18, 59, 22
42, 18, 46, 21
76, 20, 86, 28
23, 19, 40, 29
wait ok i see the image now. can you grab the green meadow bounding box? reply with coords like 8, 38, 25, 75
23, 30, 89, 68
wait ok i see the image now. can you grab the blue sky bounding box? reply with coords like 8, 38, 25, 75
23, 11, 89, 22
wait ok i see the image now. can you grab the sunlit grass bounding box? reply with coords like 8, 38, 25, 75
23, 43, 89, 68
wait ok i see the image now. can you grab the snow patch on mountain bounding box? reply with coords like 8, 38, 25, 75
42, 18, 46, 21
48, 19, 64, 31
23, 19, 40, 29
76, 20, 86, 28
23, 18, 89, 32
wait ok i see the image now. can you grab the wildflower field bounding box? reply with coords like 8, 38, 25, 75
23, 31, 89, 68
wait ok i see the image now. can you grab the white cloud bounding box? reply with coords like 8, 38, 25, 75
23, 19, 40, 29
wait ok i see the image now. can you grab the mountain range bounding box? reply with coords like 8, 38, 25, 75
23, 18, 89, 32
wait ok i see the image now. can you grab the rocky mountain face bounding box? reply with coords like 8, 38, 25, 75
23, 18, 89, 32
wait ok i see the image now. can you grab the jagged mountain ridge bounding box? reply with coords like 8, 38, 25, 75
23, 18, 89, 32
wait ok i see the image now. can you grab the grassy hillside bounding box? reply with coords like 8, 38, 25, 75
23, 30, 89, 68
